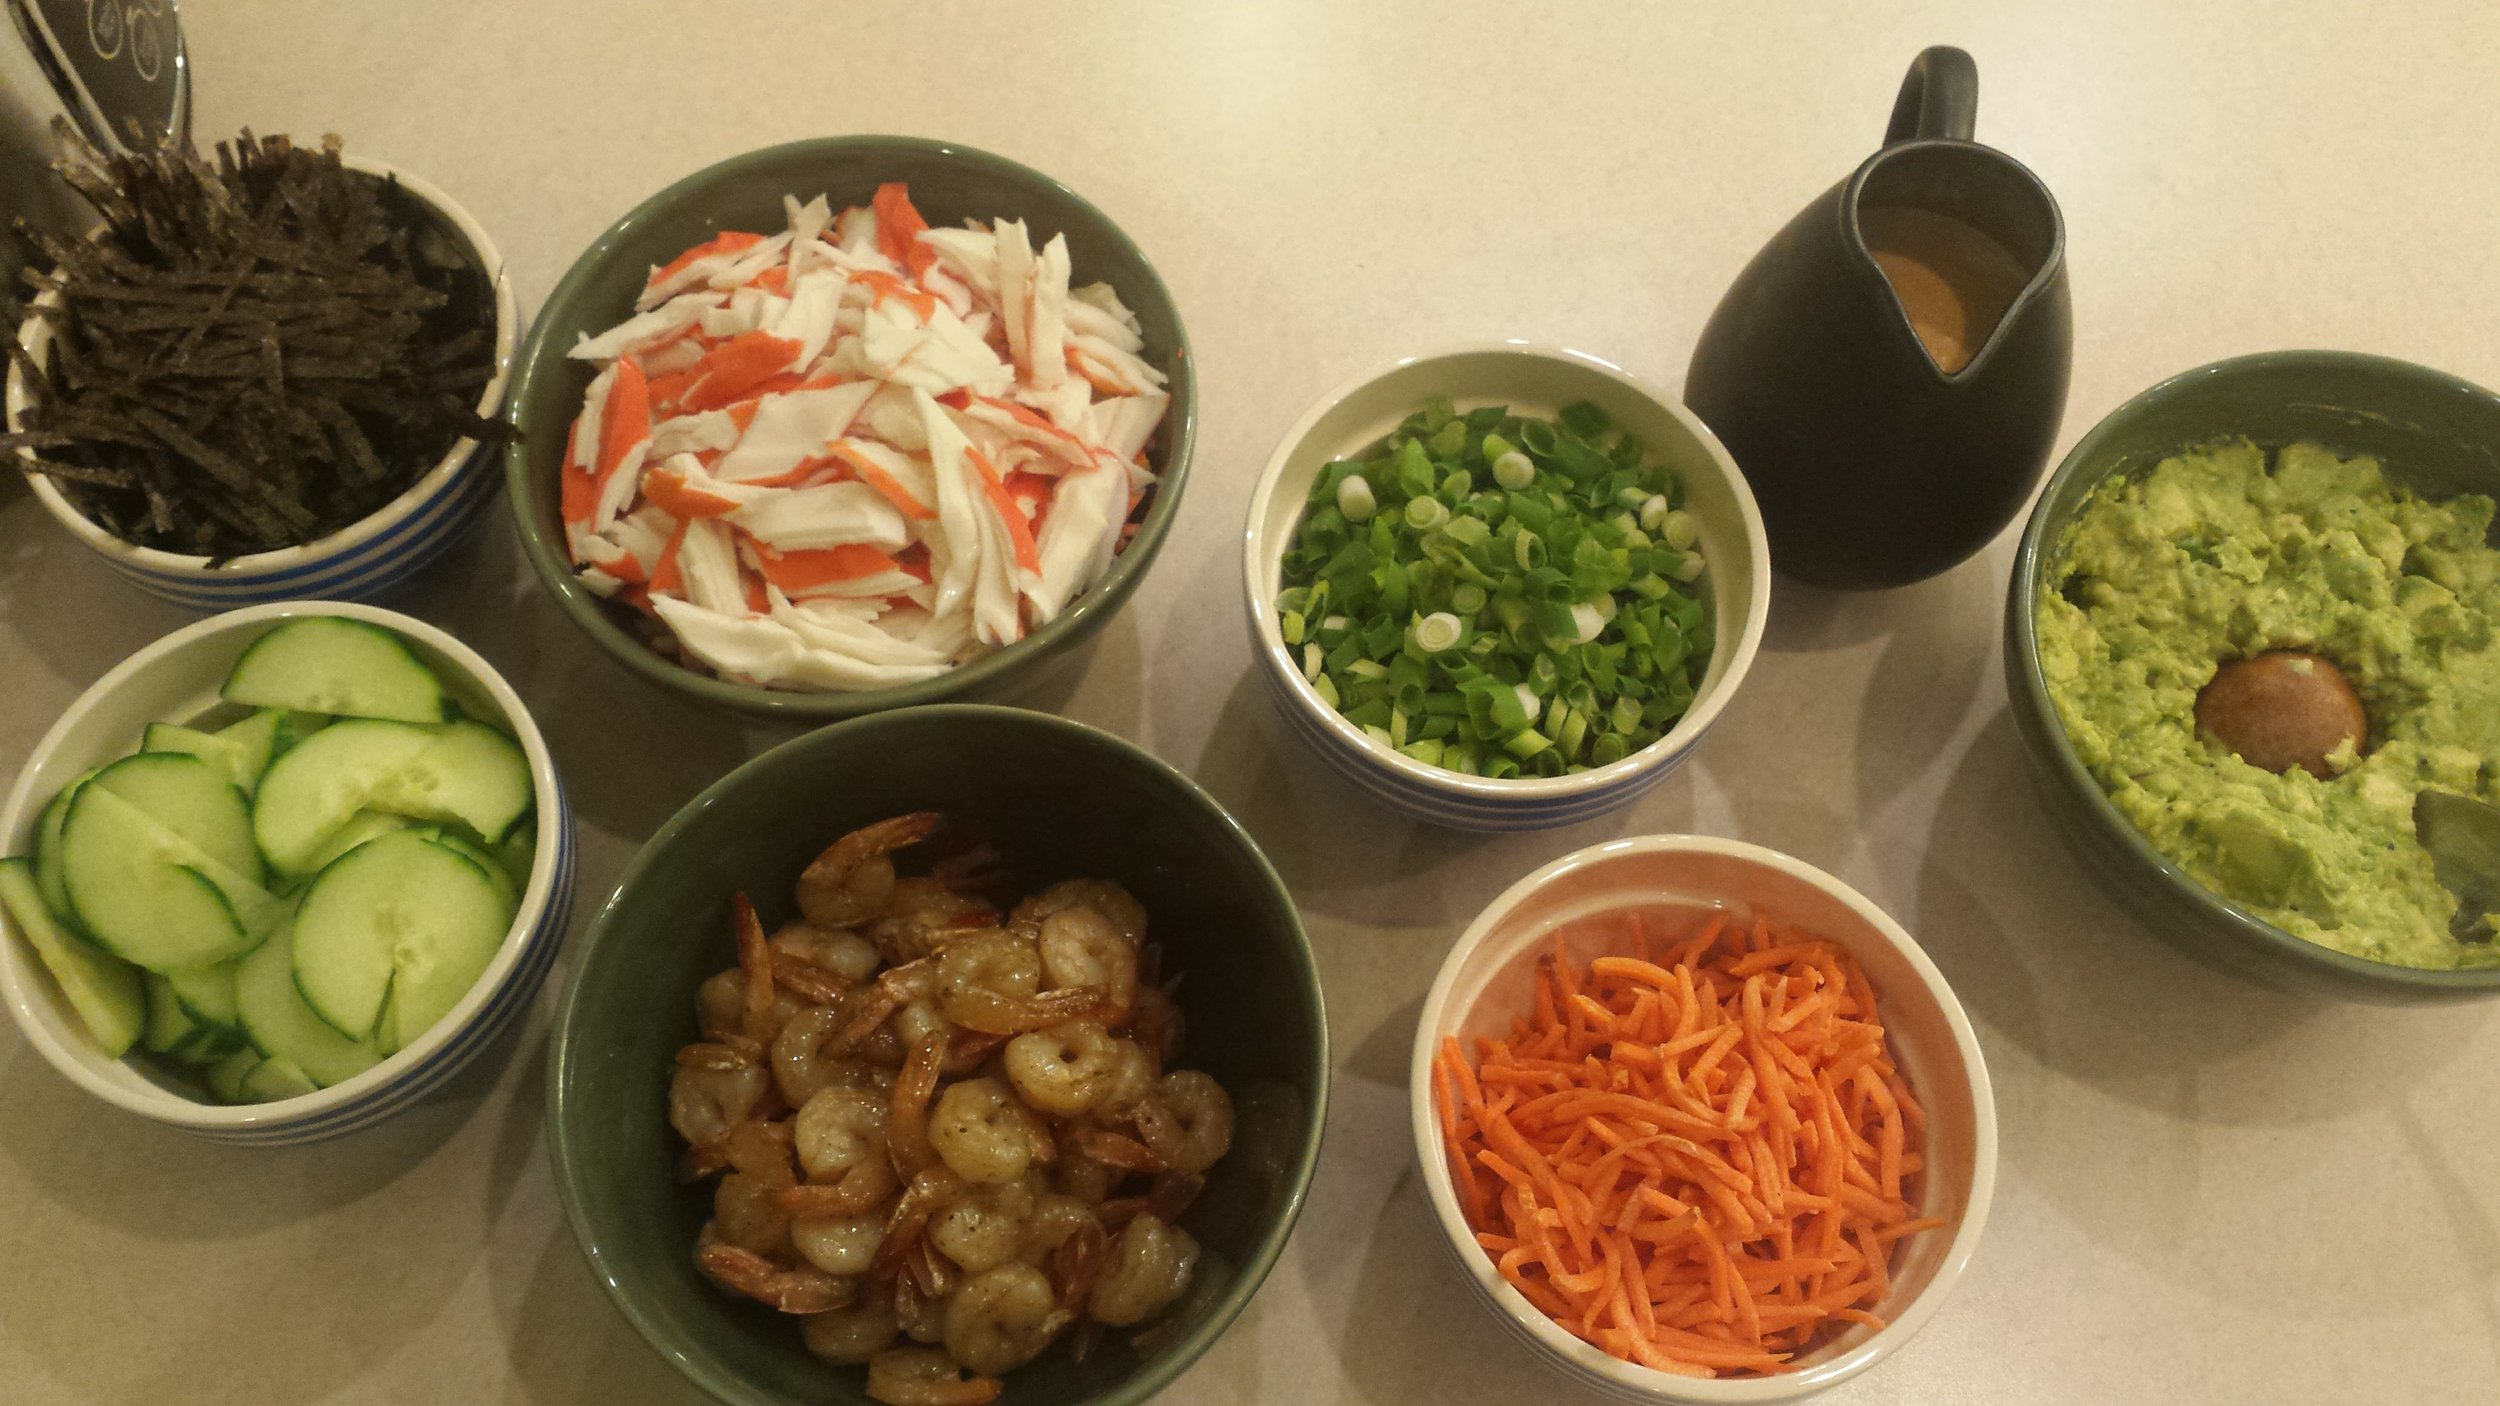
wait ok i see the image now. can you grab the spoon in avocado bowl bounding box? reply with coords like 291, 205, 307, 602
2415, 791, 2500, 943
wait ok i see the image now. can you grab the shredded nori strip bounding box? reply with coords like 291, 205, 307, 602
4, 122, 513, 558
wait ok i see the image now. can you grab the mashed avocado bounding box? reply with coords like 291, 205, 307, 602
2038, 440, 2500, 970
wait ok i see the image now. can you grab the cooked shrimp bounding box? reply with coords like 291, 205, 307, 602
930, 1177, 1038, 1274
1133, 1070, 1233, 1176
870, 877, 1000, 964
714, 1170, 794, 1255
668, 822, 1233, 1389
894, 1273, 950, 1347
771, 920, 882, 983
936, 930, 1100, 1034
800, 812, 942, 928
887, 1031, 949, 1175
1087, 1213, 1198, 1326
1036, 903, 1138, 1022
773, 1005, 870, 1107
669, 1056, 769, 1149
865, 1346, 1000, 1406
1003, 1021, 1123, 1116
792, 1211, 885, 1276
944, 1264, 1072, 1375
929, 1077, 1041, 1184
1011, 879, 1146, 945
794, 1086, 896, 1213
732, 892, 786, 1043
695, 968, 748, 1041
1093, 1036, 1158, 1118
696, 1227, 855, 1314
804, 1281, 900, 1363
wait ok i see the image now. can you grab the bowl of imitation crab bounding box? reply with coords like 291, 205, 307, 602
1412, 836, 1994, 1403
503, 136, 1196, 720
545, 706, 1326, 1406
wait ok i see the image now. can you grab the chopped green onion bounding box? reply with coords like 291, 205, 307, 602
1660, 509, 1700, 550
1338, 474, 1378, 521
1412, 611, 1464, 653
1275, 401, 1714, 781
1503, 728, 1553, 760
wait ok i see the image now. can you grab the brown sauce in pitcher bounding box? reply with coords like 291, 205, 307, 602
1860, 205, 2032, 374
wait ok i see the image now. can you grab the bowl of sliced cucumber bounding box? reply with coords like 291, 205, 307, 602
0, 602, 576, 1143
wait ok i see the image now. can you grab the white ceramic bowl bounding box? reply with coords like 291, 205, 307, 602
0, 602, 576, 1144
4, 157, 519, 610
1410, 836, 1995, 1403
1242, 344, 1771, 830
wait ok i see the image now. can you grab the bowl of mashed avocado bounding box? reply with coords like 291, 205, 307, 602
2007, 351, 2500, 999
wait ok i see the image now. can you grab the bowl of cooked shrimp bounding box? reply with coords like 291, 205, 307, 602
545, 705, 1327, 1406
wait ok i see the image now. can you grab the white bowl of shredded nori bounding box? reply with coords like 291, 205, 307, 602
3, 129, 516, 599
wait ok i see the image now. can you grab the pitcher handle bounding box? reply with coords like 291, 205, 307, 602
1884, 46, 1978, 145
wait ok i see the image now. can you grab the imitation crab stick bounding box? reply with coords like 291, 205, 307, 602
1435, 913, 1940, 1378
560, 185, 1168, 692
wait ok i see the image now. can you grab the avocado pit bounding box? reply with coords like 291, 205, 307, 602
2194, 649, 2367, 780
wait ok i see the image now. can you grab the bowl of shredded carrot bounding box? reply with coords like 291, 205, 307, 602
1412, 836, 1995, 1402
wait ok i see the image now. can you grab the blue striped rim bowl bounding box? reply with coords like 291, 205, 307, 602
0, 601, 574, 1144
1241, 344, 1772, 832
4, 158, 520, 611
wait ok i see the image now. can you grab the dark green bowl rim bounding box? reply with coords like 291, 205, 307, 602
542, 704, 1332, 1404
501, 136, 1197, 719
2006, 349, 2500, 991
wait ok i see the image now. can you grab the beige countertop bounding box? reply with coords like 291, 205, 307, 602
4, 2, 2497, 1402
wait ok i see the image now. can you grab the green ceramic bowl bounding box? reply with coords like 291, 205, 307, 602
502, 136, 1196, 719
2005, 350, 2500, 1001
546, 706, 1327, 1406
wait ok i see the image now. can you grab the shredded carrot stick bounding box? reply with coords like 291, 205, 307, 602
1437, 911, 1938, 1377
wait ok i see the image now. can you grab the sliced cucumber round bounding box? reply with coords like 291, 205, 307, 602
0, 859, 144, 1057
291, 831, 516, 1042
142, 972, 197, 1054
31, 769, 97, 923
206, 1046, 264, 1103
61, 784, 284, 971
252, 720, 435, 875
164, 959, 242, 1031
424, 831, 518, 910
254, 718, 534, 874
210, 708, 287, 792
239, 1057, 317, 1102
221, 617, 450, 724
89, 753, 264, 887
143, 723, 256, 792
237, 911, 383, 1088
295, 811, 421, 876
368, 720, 534, 845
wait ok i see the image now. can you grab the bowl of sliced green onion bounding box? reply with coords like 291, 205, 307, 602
1242, 344, 1771, 830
